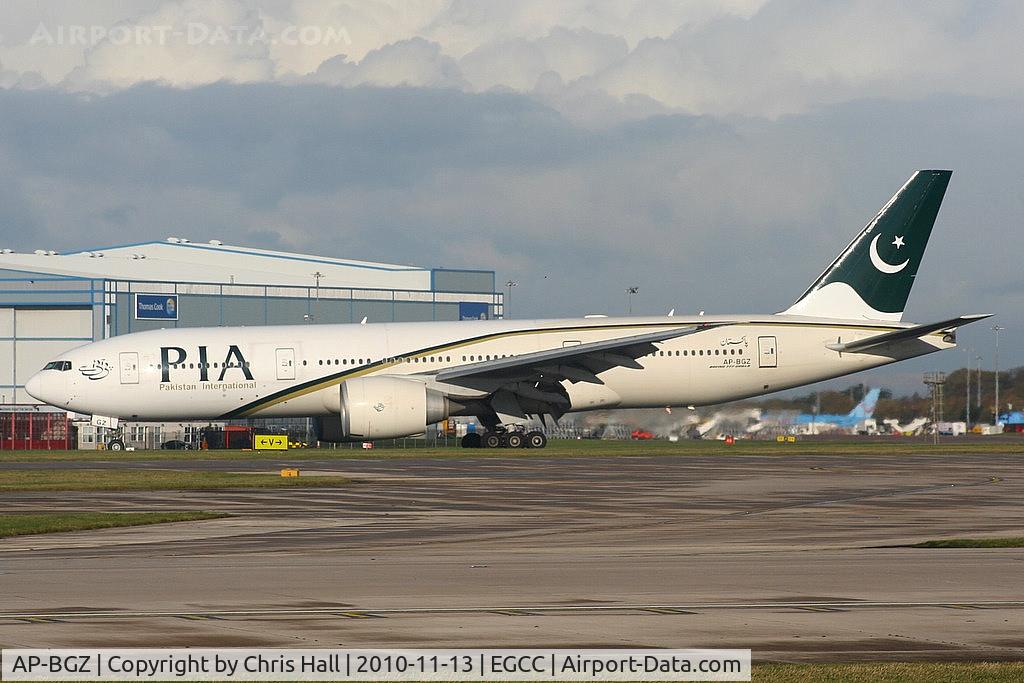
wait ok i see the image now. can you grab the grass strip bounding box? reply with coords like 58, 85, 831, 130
0, 469, 351, 492
0, 511, 228, 538
754, 661, 1024, 682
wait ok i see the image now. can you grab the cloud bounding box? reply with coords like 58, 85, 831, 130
5, 0, 1019, 120
313, 38, 466, 89
0, 84, 1018, 337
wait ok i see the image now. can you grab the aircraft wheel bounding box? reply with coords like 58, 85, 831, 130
483, 432, 502, 449
107, 439, 125, 451
506, 432, 524, 449
525, 431, 547, 449
461, 433, 482, 449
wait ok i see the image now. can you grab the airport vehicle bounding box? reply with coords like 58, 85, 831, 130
25, 170, 989, 448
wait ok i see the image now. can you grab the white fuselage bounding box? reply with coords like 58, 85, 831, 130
26, 314, 951, 421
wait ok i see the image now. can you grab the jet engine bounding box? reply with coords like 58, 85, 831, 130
319, 376, 449, 441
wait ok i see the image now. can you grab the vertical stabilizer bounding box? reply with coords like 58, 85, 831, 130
849, 388, 881, 420
784, 170, 951, 321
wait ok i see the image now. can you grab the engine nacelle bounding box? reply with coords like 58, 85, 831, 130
324, 376, 449, 441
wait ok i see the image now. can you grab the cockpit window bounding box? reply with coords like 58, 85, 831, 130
43, 361, 72, 371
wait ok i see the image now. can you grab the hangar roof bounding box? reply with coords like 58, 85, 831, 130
0, 239, 433, 290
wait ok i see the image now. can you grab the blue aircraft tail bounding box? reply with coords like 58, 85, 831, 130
849, 388, 881, 420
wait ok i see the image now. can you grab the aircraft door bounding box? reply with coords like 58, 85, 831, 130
119, 352, 140, 384
276, 348, 296, 380
757, 336, 777, 368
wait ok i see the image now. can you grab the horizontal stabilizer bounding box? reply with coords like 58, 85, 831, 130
826, 314, 992, 354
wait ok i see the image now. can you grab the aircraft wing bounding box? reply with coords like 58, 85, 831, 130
434, 322, 732, 387
826, 314, 992, 354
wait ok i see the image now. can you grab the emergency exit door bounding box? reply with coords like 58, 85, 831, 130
276, 348, 296, 380
119, 352, 139, 384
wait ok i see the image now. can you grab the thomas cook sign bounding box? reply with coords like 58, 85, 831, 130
135, 294, 178, 320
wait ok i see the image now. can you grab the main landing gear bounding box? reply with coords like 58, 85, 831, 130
461, 426, 547, 449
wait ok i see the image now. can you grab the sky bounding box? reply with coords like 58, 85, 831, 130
1, 1, 1021, 395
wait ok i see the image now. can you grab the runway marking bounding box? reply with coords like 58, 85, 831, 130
490, 609, 537, 616
2, 600, 1022, 623
18, 617, 64, 624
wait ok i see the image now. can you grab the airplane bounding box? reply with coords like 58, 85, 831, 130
749, 388, 881, 435
792, 387, 881, 433
26, 170, 991, 450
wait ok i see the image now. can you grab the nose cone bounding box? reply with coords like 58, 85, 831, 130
25, 371, 65, 407
25, 372, 45, 401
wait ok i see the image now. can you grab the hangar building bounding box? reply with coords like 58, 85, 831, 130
0, 238, 501, 406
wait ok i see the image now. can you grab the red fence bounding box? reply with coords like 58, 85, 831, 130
0, 412, 76, 450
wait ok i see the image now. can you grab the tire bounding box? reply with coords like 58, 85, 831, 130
506, 432, 524, 449
108, 439, 125, 451
483, 432, 502, 449
525, 431, 547, 449
461, 433, 482, 449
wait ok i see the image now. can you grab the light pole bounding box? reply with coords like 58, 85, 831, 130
993, 325, 1005, 426
504, 279, 518, 319
964, 348, 972, 427
312, 271, 324, 323
976, 354, 983, 421
625, 286, 639, 315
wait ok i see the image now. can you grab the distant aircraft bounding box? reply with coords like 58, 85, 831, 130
27, 170, 990, 450
747, 388, 881, 435
791, 388, 881, 433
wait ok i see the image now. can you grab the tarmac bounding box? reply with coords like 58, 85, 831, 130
2, 451, 1024, 662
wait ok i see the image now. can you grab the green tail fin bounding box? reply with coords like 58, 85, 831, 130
784, 170, 951, 321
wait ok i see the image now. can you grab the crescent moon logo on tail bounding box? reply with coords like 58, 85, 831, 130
869, 234, 909, 274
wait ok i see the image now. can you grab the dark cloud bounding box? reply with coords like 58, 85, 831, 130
0, 82, 1019, 390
